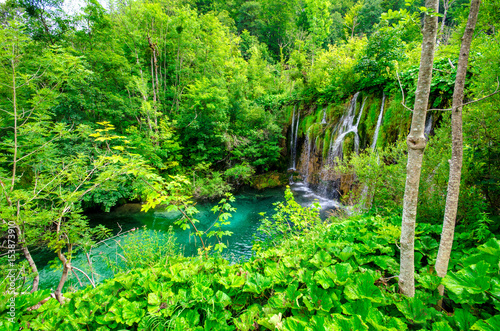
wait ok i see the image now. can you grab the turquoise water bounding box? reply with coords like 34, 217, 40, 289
34, 185, 339, 291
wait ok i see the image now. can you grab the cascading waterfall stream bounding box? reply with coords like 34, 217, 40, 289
424, 113, 433, 138
361, 94, 386, 209
314, 93, 365, 199
304, 129, 312, 181
293, 112, 300, 169
328, 92, 363, 161
371, 93, 385, 150
289, 105, 295, 169
321, 108, 327, 124
289, 105, 300, 171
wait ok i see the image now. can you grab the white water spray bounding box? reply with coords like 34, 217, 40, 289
371, 93, 385, 150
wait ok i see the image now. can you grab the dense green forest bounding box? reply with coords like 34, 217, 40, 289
1, 0, 500, 329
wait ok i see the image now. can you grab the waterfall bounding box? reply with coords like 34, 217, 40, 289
304, 129, 312, 182
316, 93, 363, 199
293, 112, 300, 169
289, 105, 295, 169
289, 106, 300, 170
321, 108, 327, 124
328, 92, 361, 161
424, 113, 433, 138
354, 98, 366, 154
371, 93, 385, 150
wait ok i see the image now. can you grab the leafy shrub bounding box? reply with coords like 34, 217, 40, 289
102, 226, 180, 273
224, 163, 255, 186
193, 171, 232, 200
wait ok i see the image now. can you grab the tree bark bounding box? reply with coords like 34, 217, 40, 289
399, 0, 439, 297
435, 0, 481, 292
55, 242, 72, 304
15, 224, 39, 293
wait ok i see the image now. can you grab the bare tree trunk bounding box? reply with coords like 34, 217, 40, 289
399, 0, 439, 297
148, 35, 161, 142
11, 49, 17, 190
15, 224, 39, 293
8, 41, 40, 292
435, 0, 481, 295
54, 249, 71, 304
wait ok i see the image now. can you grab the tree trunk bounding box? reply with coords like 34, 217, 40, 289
15, 224, 39, 293
435, 0, 481, 294
55, 244, 72, 304
399, 0, 439, 297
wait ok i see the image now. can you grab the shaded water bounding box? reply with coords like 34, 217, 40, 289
34, 185, 337, 290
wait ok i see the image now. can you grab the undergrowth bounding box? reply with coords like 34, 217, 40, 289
1, 190, 499, 330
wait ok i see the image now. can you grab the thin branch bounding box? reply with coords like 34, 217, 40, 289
428, 79, 500, 111
0, 178, 12, 207
72, 266, 96, 288
15, 135, 60, 163
0, 108, 14, 116
92, 227, 137, 247
185, 111, 198, 128
71, 268, 83, 287
448, 58, 456, 70
396, 70, 414, 112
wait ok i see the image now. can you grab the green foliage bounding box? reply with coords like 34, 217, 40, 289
355, 28, 407, 89
102, 227, 180, 273
224, 163, 255, 186
336, 140, 407, 210
255, 186, 321, 249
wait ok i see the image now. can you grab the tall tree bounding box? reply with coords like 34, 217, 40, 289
399, 0, 439, 297
435, 0, 481, 294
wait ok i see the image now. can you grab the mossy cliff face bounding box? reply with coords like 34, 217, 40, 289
286, 92, 418, 198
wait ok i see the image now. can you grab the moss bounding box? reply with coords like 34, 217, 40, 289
316, 106, 325, 123
250, 172, 288, 190
323, 128, 331, 160
287, 105, 295, 123
304, 113, 316, 134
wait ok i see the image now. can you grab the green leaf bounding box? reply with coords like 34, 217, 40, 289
281, 316, 308, 331
471, 315, 500, 331
344, 272, 385, 303
147, 293, 161, 306
451, 309, 478, 331
310, 250, 333, 268
432, 321, 453, 331
395, 295, 433, 324
215, 290, 231, 307
243, 273, 272, 294
330, 314, 369, 330
338, 246, 355, 261
443, 261, 491, 303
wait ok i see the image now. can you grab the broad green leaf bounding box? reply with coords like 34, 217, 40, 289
338, 246, 355, 261
432, 321, 453, 331
451, 309, 478, 331
345, 272, 385, 303
310, 250, 333, 268
147, 293, 161, 306
330, 313, 369, 331
443, 261, 491, 303
395, 295, 433, 324
471, 315, 500, 331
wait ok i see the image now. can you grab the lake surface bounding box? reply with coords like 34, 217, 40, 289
35, 184, 339, 290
